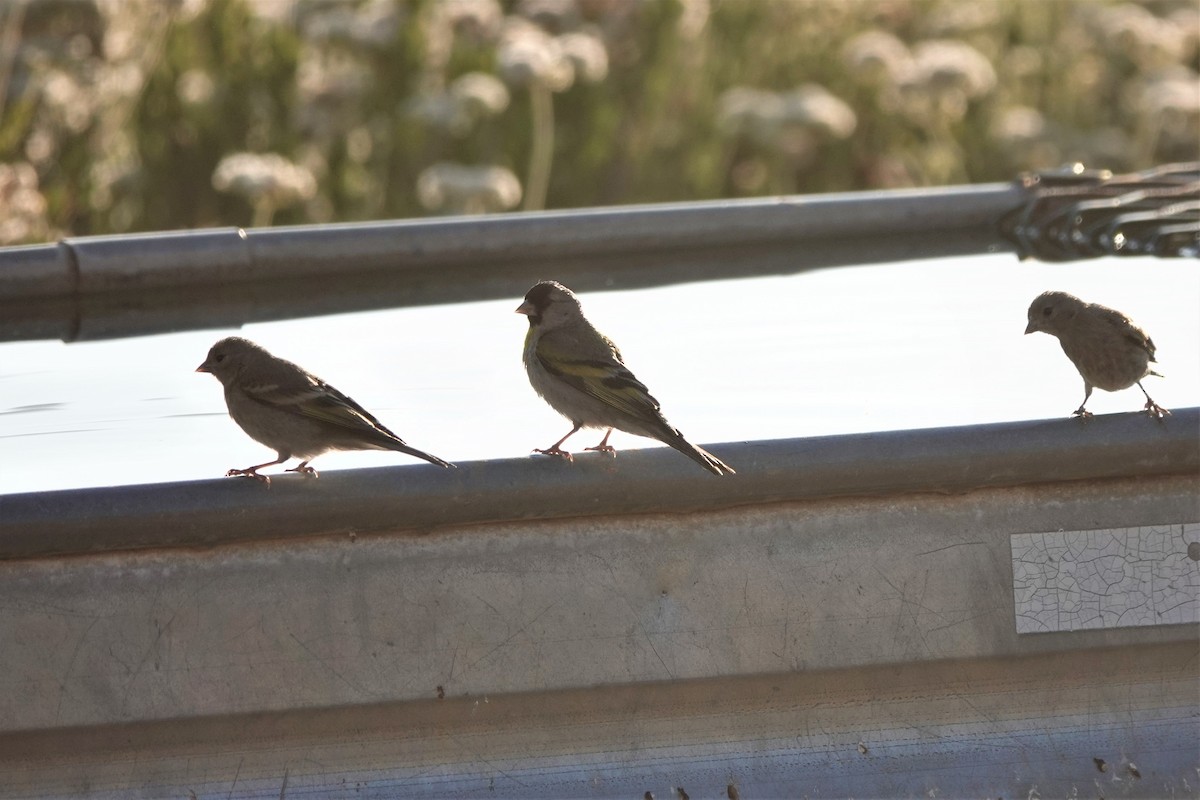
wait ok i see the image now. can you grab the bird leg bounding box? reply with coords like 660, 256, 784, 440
226, 455, 287, 485
286, 461, 319, 478
1136, 382, 1170, 419
534, 424, 581, 461
1072, 384, 1094, 418
584, 428, 617, 457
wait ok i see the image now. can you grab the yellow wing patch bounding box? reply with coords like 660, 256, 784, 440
536, 338, 662, 421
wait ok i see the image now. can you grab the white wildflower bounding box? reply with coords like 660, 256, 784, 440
779, 84, 857, 139
717, 84, 855, 147
1089, 3, 1188, 70
911, 40, 997, 99
516, 0, 580, 33
451, 72, 510, 117
0, 162, 51, 245
842, 30, 911, 86
557, 31, 608, 84
212, 152, 317, 208
176, 68, 215, 107
439, 0, 504, 41
417, 162, 522, 214
497, 19, 574, 91
990, 106, 1047, 148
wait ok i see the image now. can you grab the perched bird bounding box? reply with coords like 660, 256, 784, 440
1024, 291, 1169, 419
196, 337, 454, 483
516, 281, 735, 475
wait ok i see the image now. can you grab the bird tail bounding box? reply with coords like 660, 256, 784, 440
663, 431, 735, 476
388, 441, 455, 468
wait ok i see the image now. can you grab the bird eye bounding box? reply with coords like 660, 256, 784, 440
1042, 306, 1053, 317
215, 354, 226, 362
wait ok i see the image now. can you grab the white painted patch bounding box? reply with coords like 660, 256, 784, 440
1012, 523, 1200, 634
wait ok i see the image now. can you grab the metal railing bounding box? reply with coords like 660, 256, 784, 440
1, 408, 1195, 560
1, 182, 1024, 341
3, 165, 1195, 343
0, 168, 1197, 798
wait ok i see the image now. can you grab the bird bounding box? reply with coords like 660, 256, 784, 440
1024, 290, 1169, 419
516, 281, 735, 475
196, 336, 454, 484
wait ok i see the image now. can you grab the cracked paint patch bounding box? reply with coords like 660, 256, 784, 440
1011, 523, 1200, 634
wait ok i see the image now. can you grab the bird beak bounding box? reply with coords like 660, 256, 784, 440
196, 362, 210, 373
516, 300, 535, 316
1023, 321, 1036, 335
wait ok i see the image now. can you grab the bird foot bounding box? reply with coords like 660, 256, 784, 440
1143, 400, 1170, 419
226, 468, 271, 486
585, 444, 617, 458
286, 464, 319, 478
533, 446, 574, 461
1071, 407, 1093, 419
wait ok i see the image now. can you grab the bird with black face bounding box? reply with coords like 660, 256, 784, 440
1025, 290, 1168, 419
516, 281, 735, 475
197, 336, 454, 484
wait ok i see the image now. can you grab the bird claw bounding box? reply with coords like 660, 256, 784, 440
286, 464, 319, 478
533, 446, 574, 461
226, 468, 271, 486
585, 444, 617, 458
1143, 400, 1170, 419
1071, 407, 1093, 419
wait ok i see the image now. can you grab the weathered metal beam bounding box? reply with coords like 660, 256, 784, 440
2, 408, 1196, 561
0, 642, 1194, 798
0, 411, 1195, 795
0, 470, 1195, 787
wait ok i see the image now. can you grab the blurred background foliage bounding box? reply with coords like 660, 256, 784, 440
0, 0, 1196, 244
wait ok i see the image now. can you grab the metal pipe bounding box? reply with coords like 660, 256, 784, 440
0, 183, 1025, 341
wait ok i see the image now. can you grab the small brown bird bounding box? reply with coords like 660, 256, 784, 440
1024, 291, 1169, 419
197, 337, 454, 484
516, 281, 734, 475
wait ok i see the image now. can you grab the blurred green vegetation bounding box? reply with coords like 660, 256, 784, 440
0, 0, 1196, 243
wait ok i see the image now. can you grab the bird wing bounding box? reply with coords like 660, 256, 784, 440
1092, 305, 1157, 361
535, 335, 665, 423
241, 374, 398, 438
